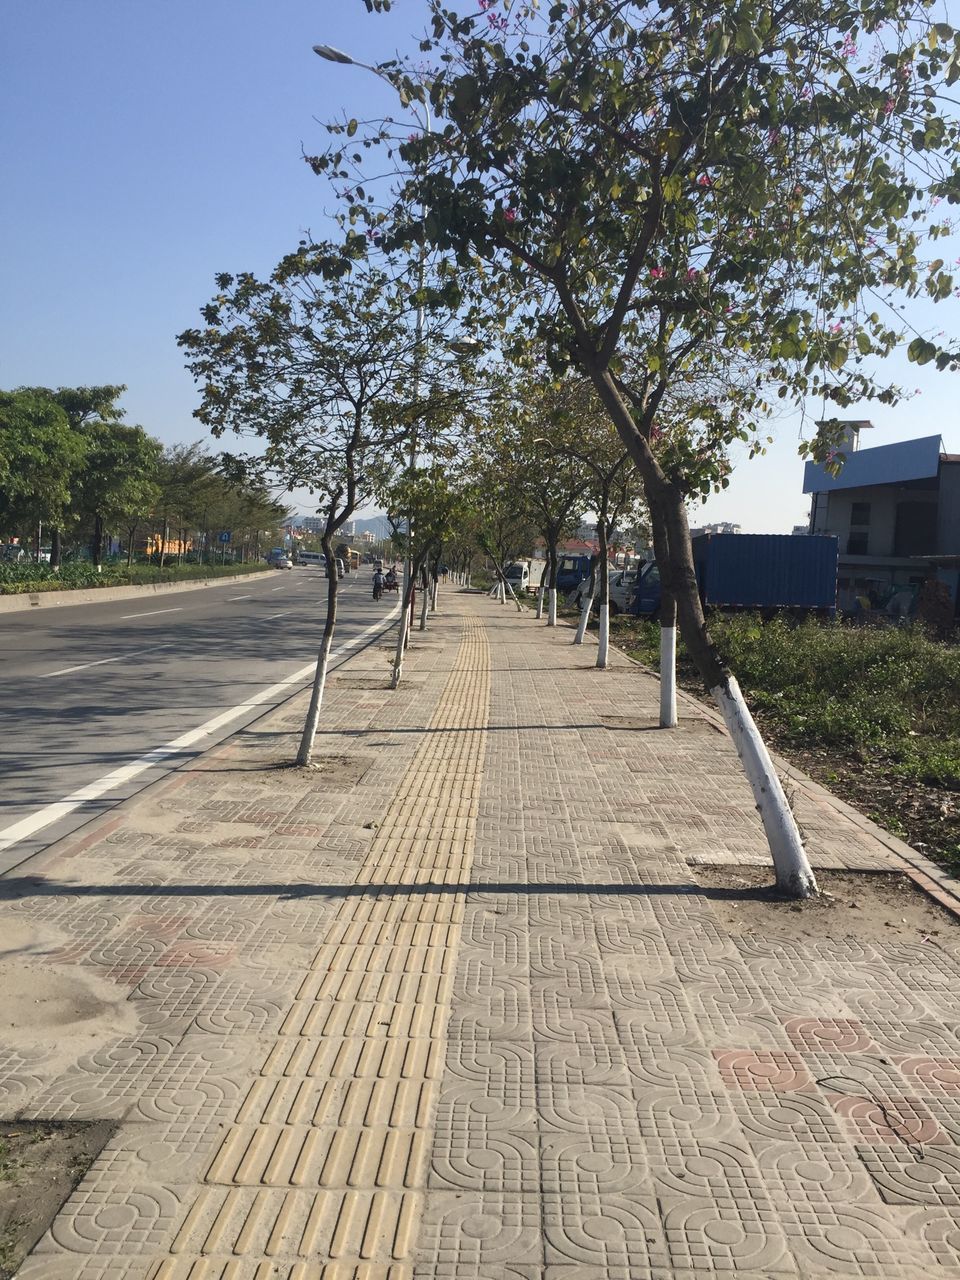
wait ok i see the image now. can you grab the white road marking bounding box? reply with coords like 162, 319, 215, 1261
270, 586, 286, 591
0, 605, 400, 856
267, 611, 291, 619
40, 644, 173, 679
119, 608, 183, 620
229, 594, 252, 601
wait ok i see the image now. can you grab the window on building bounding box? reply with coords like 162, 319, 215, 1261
850, 502, 871, 526
847, 531, 869, 555
894, 501, 938, 557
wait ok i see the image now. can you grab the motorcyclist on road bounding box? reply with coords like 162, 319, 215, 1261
373, 568, 384, 601
385, 568, 398, 590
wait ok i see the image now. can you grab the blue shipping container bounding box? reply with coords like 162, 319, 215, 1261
692, 533, 838, 610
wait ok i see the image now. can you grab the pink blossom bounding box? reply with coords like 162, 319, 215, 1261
503, 207, 517, 224
829, 321, 843, 334
800, 84, 813, 101
697, 174, 712, 187
650, 266, 666, 280
883, 99, 895, 116
841, 34, 857, 59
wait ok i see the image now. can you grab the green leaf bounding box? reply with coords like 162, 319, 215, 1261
346, 119, 358, 138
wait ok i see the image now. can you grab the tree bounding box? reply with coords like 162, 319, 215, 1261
179, 252, 440, 763
0, 390, 87, 555
545, 420, 646, 669
314, 0, 960, 897
77, 423, 162, 568
379, 463, 468, 635
481, 377, 589, 624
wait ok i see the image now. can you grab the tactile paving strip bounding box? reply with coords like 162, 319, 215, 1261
142, 618, 490, 1275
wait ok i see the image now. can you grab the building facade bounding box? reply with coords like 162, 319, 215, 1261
803, 425, 960, 614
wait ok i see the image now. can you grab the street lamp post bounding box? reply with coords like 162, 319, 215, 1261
314, 43, 430, 688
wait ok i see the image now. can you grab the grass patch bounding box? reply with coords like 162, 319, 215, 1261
0, 561, 272, 594
613, 613, 960, 869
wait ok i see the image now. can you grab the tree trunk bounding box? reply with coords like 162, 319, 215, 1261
50, 528, 62, 571
596, 519, 610, 669
503, 578, 524, 612
659, 587, 678, 729
588, 365, 817, 898
573, 556, 597, 645
547, 544, 558, 626
92, 514, 104, 570
419, 565, 429, 631
391, 560, 415, 688
297, 533, 339, 766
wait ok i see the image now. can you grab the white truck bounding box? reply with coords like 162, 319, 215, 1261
503, 559, 545, 593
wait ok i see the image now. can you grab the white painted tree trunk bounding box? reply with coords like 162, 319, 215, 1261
596, 601, 610, 668
536, 584, 545, 618
390, 563, 412, 689
296, 628, 334, 765
297, 561, 338, 765
547, 588, 557, 627
573, 593, 593, 644
504, 580, 524, 613
430, 579, 438, 611
660, 625, 678, 728
712, 676, 818, 897
499, 580, 506, 604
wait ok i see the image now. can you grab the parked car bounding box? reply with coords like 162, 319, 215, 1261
274, 555, 293, 570
570, 567, 639, 613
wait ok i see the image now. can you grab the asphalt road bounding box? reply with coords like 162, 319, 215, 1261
0, 568, 397, 874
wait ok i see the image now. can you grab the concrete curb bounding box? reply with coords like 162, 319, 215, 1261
0, 568, 275, 614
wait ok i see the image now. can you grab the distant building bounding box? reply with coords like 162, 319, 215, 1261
294, 516, 326, 534
358, 530, 376, 544
690, 521, 742, 537
791, 524, 810, 537
803, 423, 960, 614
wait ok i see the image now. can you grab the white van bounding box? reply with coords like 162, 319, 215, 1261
297, 551, 323, 568
504, 561, 530, 592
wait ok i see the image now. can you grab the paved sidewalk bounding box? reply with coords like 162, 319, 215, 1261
3, 592, 960, 1278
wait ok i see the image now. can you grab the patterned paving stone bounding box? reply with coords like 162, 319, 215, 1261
418, 1192, 543, 1268
543, 1191, 667, 1273
858, 1141, 960, 1210
10, 592, 960, 1279
780, 1201, 938, 1275
659, 1194, 797, 1274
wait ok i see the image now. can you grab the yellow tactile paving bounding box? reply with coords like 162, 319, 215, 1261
147, 618, 489, 1276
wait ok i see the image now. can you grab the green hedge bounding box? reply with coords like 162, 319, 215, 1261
0, 562, 272, 594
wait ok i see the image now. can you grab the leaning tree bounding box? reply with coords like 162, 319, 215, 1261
311, 0, 960, 896
179, 250, 444, 763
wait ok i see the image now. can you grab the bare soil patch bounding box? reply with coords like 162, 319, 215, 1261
693, 864, 958, 945
0, 1120, 115, 1279
296, 754, 374, 788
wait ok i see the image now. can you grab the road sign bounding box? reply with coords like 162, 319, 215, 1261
218, 530, 232, 544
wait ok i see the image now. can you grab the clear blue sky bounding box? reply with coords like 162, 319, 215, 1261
2, 1, 958, 531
